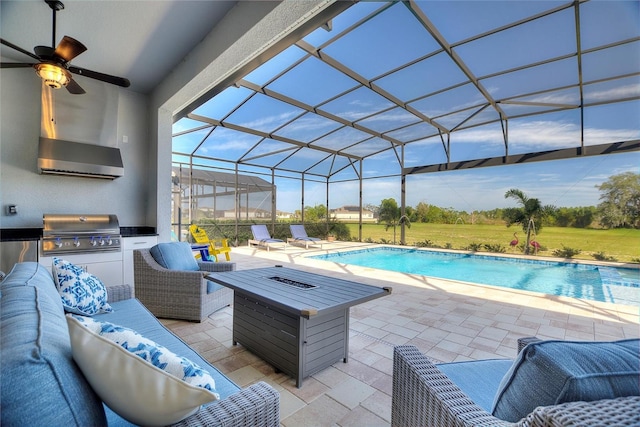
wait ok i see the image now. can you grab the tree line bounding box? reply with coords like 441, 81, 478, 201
374, 172, 640, 230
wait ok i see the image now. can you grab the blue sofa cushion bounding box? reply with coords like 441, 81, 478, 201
492, 339, 640, 422
0, 263, 107, 426
67, 314, 219, 426
437, 359, 513, 413
53, 257, 113, 316
150, 242, 199, 271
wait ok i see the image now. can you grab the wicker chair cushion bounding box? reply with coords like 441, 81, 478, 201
1, 263, 107, 426
437, 359, 513, 412
492, 338, 640, 422
150, 242, 199, 271
67, 314, 219, 426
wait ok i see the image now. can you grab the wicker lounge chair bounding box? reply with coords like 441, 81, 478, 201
392, 338, 640, 427
287, 224, 324, 249
248, 224, 287, 251
134, 243, 235, 322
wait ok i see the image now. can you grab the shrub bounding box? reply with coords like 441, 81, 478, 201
552, 245, 581, 258
593, 252, 618, 262
415, 239, 434, 248
484, 243, 507, 253
466, 242, 483, 251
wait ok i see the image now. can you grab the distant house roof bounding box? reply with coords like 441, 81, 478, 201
172, 166, 272, 190
332, 205, 373, 213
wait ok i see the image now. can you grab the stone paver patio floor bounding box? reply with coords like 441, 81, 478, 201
161, 243, 639, 427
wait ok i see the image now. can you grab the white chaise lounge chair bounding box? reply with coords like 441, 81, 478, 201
287, 224, 324, 249
249, 224, 287, 251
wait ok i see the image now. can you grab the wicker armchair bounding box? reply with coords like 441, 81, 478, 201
392, 341, 640, 427
134, 248, 235, 322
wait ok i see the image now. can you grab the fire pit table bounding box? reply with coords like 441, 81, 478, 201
206, 266, 391, 387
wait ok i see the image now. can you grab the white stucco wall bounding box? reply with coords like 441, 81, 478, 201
0, 70, 150, 228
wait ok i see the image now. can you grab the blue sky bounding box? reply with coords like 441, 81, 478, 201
173, 1, 639, 214
270, 152, 639, 213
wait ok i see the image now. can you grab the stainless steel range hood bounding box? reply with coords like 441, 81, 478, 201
38, 137, 124, 179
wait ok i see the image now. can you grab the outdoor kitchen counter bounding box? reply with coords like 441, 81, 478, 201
119, 226, 157, 237
206, 266, 392, 387
0, 228, 42, 241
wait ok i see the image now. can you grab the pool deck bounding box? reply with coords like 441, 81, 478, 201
162, 242, 640, 427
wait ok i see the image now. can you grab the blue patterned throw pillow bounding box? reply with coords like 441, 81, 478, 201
66, 315, 219, 426
52, 258, 112, 316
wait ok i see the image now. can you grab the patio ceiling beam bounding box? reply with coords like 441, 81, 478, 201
241, 146, 298, 163
392, 70, 640, 146
187, 112, 362, 160
450, 1, 577, 49
405, 1, 507, 123
499, 100, 578, 109
574, 0, 585, 150
321, 155, 361, 180
405, 36, 639, 107
298, 41, 449, 135
236, 78, 408, 153
405, 140, 640, 175
172, 124, 212, 138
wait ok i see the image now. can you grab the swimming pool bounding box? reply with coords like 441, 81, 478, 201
311, 247, 640, 306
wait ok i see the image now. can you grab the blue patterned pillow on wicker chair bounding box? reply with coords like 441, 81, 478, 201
492, 339, 640, 422
66, 314, 219, 426
52, 258, 112, 316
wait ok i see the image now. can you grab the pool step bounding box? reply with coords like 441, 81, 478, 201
597, 267, 640, 306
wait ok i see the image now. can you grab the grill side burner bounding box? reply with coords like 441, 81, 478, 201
41, 214, 122, 256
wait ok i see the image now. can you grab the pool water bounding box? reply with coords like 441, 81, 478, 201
311, 247, 640, 305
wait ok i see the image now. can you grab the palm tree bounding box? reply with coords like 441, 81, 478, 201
379, 198, 410, 244
503, 189, 554, 255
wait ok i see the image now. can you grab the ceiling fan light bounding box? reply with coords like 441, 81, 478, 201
35, 63, 70, 89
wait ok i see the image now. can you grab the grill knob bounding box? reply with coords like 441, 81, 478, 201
99, 237, 106, 246
106, 237, 113, 246
55, 237, 63, 248
90, 237, 97, 247
73, 237, 81, 247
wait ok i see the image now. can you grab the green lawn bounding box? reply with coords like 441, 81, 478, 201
344, 223, 640, 263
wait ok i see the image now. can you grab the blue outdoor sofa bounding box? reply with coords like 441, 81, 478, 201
0, 262, 279, 426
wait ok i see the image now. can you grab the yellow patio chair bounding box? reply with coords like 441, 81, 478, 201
189, 224, 231, 262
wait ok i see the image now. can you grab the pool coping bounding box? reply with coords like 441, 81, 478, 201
305, 245, 640, 306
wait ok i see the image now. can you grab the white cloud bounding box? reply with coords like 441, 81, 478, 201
587, 84, 640, 102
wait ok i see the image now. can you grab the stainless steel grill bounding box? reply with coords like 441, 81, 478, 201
41, 214, 122, 256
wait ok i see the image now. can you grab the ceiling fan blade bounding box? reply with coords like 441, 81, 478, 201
0, 62, 36, 69
34, 45, 56, 60
55, 36, 87, 62
68, 65, 130, 88
66, 78, 86, 95
1, 38, 40, 61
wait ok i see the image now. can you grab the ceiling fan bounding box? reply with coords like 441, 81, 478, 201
0, 0, 130, 94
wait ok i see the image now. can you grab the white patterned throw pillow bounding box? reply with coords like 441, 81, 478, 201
66, 315, 219, 426
52, 258, 112, 315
